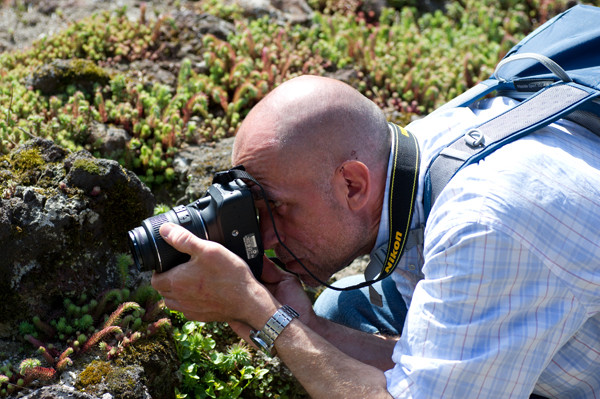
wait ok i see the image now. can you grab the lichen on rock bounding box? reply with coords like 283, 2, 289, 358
73, 331, 179, 399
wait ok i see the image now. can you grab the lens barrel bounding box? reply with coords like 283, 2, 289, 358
128, 205, 207, 273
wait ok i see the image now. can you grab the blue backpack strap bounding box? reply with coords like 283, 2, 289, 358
420, 4, 600, 221
424, 80, 600, 220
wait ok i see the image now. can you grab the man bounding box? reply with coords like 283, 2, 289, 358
151, 75, 600, 398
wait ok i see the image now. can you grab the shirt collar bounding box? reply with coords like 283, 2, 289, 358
372, 126, 395, 252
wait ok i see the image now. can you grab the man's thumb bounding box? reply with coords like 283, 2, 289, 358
159, 222, 196, 255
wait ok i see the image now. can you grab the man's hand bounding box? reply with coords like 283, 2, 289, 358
229, 255, 318, 340
260, 257, 316, 321
150, 223, 393, 399
150, 222, 278, 328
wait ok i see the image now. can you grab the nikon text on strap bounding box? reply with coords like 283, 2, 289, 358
364, 122, 420, 306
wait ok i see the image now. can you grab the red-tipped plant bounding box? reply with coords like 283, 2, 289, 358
23, 366, 56, 385
103, 302, 142, 329
146, 318, 171, 336
81, 326, 123, 353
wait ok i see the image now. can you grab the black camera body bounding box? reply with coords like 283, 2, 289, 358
128, 177, 263, 278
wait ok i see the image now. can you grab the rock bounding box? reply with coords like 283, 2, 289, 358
172, 137, 234, 204
325, 68, 361, 87
176, 11, 237, 42
85, 364, 151, 399
72, 332, 179, 399
21, 385, 99, 399
0, 1, 171, 52
125, 59, 178, 89
0, 139, 155, 338
89, 122, 131, 159
232, 0, 314, 23
25, 59, 111, 95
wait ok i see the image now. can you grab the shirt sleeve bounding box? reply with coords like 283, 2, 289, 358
385, 220, 587, 398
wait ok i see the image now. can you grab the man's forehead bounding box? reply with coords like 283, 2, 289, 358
234, 105, 280, 145
238, 153, 306, 198
232, 128, 280, 163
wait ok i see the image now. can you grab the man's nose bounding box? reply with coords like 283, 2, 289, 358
260, 215, 282, 250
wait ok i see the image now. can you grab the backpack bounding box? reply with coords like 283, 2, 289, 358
422, 4, 600, 221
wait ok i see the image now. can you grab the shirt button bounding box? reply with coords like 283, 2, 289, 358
408, 264, 416, 270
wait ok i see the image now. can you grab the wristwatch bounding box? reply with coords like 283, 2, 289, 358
250, 305, 299, 356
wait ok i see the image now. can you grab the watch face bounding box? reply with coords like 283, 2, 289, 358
250, 333, 273, 355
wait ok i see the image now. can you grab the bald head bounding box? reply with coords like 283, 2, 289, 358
231, 76, 391, 273
232, 75, 390, 176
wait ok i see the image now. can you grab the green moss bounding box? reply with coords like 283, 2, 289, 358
69, 59, 110, 82
0, 142, 70, 198
72, 158, 102, 175
0, 145, 54, 190
36, 59, 110, 95
11, 148, 45, 172
76, 360, 113, 388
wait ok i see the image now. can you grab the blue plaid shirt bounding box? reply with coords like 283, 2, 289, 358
384, 97, 600, 398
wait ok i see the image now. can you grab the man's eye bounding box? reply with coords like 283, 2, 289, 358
251, 191, 281, 209
268, 200, 283, 209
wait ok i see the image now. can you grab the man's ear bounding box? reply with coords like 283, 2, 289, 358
334, 160, 370, 211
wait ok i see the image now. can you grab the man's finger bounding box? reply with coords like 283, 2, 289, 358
151, 271, 171, 293
159, 222, 202, 256
260, 256, 288, 283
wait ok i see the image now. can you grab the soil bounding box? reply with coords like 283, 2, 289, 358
0, 0, 174, 53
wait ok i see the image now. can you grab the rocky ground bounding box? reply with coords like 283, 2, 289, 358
0, 0, 172, 53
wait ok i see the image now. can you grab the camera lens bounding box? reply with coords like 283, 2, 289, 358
128, 206, 207, 273
127, 178, 264, 278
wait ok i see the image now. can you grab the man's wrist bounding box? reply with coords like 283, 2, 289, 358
250, 305, 299, 356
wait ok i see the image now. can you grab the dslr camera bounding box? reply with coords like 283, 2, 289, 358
128, 170, 264, 278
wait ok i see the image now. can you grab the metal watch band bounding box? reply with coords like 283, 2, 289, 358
250, 305, 299, 356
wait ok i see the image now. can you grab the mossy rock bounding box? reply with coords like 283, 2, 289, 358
76, 361, 148, 399
76, 360, 114, 388
0, 139, 155, 339
116, 331, 179, 399
74, 331, 179, 399
26, 58, 111, 95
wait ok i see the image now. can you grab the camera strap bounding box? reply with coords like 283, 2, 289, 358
216, 124, 419, 299
363, 122, 420, 305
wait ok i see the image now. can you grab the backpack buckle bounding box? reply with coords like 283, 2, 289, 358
465, 129, 485, 148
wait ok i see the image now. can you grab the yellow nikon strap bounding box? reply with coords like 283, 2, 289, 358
384, 122, 420, 275
365, 122, 420, 306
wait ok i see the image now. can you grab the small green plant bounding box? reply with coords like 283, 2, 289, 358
154, 203, 171, 215
173, 318, 306, 398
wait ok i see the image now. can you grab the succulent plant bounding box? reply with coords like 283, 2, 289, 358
1, 3, 595, 395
